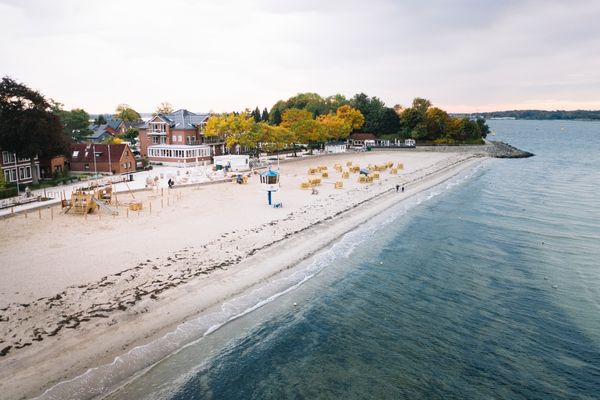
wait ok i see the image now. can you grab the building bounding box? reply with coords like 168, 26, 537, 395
85, 118, 127, 143
347, 133, 378, 149
138, 109, 225, 167
1, 150, 39, 184
68, 143, 136, 175
39, 155, 68, 179
213, 154, 250, 171
324, 141, 348, 153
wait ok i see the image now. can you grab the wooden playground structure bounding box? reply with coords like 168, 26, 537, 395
61, 181, 139, 216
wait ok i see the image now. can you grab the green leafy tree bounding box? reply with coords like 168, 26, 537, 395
425, 107, 450, 140
270, 108, 282, 125
94, 114, 107, 125
261, 107, 269, 122
123, 128, 139, 145
114, 104, 141, 122
0, 166, 6, 189
0, 76, 68, 184
251, 107, 261, 123
349, 93, 399, 135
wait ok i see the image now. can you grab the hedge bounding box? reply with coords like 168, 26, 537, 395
0, 187, 18, 200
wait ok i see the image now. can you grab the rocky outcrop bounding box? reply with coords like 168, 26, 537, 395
486, 141, 534, 158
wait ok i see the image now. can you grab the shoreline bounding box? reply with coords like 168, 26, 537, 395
1, 151, 486, 400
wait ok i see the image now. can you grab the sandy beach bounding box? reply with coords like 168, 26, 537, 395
0, 149, 485, 399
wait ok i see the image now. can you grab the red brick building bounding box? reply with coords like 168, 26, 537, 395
68, 143, 136, 175
139, 109, 225, 166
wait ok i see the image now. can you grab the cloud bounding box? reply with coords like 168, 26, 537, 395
1, 0, 599, 112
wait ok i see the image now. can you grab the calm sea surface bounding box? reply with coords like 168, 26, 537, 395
98, 120, 600, 399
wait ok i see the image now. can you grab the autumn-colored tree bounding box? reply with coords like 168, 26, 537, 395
154, 102, 174, 115
114, 104, 141, 122
425, 107, 450, 140
335, 105, 365, 131
102, 136, 124, 145
280, 108, 315, 155
205, 113, 261, 154
317, 114, 351, 141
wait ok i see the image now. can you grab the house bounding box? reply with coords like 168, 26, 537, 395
68, 143, 136, 175
347, 133, 378, 149
213, 154, 249, 171
39, 155, 68, 179
324, 141, 347, 154
1, 150, 39, 184
85, 118, 126, 143
138, 109, 225, 167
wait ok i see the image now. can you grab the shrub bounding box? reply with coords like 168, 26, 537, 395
0, 187, 18, 200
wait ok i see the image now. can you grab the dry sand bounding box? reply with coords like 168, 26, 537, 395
0, 150, 485, 399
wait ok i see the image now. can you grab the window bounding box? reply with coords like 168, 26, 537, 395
2, 151, 15, 164
72, 150, 79, 157
84, 163, 90, 170
186, 136, 196, 145
10, 168, 17, 181
3, 169, 10, 182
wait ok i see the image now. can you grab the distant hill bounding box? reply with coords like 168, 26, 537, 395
459, 110, 600, 120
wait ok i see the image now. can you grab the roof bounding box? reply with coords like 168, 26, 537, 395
142, 109, 210, 130
106, 119, 124, 131
348, 133, 377, 141
261, 169, 279, 177
86, 124, 114, 140
69, 143, 130, 163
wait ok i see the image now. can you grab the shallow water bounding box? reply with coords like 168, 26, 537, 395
65, 120, 600, 399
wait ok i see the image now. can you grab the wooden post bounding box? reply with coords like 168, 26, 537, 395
25, 211, 28, 219
11, 207, 14, 214
149, 202, 152, 214
161, 199, 164, 209
167, 197, 170, 206
38, 209, 42, 219
126, 207, 129, 218
161, 188, 164, 197
50, 207, 54, 220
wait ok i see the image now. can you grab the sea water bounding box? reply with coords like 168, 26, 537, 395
50, 120, 600, 399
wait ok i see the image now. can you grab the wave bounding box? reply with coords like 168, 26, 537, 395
35, 162, 485, 400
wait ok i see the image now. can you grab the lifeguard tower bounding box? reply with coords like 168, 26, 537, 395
260, 168, 280, 205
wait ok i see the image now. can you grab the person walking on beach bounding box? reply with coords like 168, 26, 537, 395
401, 186, 405, 193
168, 178, 174, 189
396, 184, 399, 192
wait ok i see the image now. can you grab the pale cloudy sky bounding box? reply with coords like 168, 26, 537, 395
1, 0, 599, 113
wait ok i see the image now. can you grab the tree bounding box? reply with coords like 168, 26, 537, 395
261, 107, 269, 122
271, 108, 282, 125
123, 128, 139, 145
94, 114, 107, 125
336, 105, 365, 131
425, 107, 450, 140
154, 102, 174, 115
60, 108, 92, 141
102, 136, 123, 145
0, 76, 68, 184
251, 107, 261, 123
0, 166, 6, 189
114, 104, 141, 122
280, 108, 324, 154
349, 93, 398, 135
317, 114, 352, 142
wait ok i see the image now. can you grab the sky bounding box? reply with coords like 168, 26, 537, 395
1, 0, 600, 114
